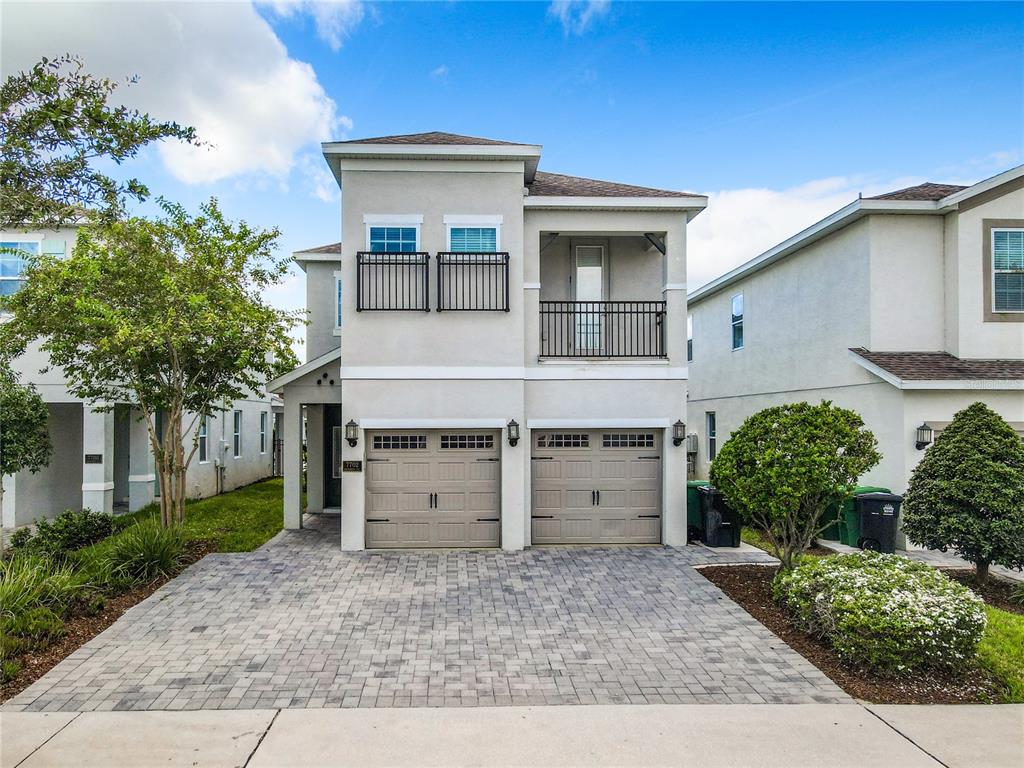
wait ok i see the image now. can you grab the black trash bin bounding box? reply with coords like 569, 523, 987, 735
697, 486, 742, 548
854, 492, 902, 554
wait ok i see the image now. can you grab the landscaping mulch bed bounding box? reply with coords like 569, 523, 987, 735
0, 540, 212, 704
700, 563, 1008, 704
944, 569, 1023, 616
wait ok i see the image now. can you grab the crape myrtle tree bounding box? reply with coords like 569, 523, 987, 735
902, 402, 1024, 584
0, 199, 298, 527
1, 54, 197, 229
0, 358, 53, 516
710, 401, 881, 571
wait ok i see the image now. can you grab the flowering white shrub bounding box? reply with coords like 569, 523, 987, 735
773, 551, 987, 676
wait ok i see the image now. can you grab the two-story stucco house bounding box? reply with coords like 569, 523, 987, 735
270, 132, 706, 551
687, 166, 1024, 520
1, 226, 277, 529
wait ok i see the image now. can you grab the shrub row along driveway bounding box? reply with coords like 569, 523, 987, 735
3, 515, 848, 712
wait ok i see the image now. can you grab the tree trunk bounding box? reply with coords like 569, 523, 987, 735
976, 559, 990, 585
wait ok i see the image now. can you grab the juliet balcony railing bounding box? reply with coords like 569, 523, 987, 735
356, 251, 430, 311
436, 252, 510, 312
539, 300, 667, 358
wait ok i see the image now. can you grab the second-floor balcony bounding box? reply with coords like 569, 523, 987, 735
539, 300, 667, 358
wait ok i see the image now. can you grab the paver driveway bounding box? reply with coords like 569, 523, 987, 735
4, 515, 849, 712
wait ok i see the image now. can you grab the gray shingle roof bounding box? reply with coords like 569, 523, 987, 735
850, 348, 1024, 380
295, 242, 342, 255
337, 132, 523, 146
528, 171, 696, 198
867, 183, 967, 202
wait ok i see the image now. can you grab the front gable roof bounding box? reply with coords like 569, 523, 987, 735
337, 131, 523, 146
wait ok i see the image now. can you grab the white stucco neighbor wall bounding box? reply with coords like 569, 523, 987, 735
303, 261, 342, 360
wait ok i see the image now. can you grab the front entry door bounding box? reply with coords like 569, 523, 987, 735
323, 404, 342, 509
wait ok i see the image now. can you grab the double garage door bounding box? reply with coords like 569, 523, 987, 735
531, 430, 662, 544
363, 428, 662, 548
365, 430, 501, 548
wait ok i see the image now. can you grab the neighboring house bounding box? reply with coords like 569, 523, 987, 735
1, 227, 276, 528
269, 131, 706, 551
687, 166, 1024, 523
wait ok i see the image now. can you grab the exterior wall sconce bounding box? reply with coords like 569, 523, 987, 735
915, 423, 933, 450
672, 420, 686, 447
507, 420, 520, 447
345, 420, 359, 447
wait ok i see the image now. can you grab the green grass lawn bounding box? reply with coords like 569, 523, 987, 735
978, 605, 1024, 703
124, 477, 284, 553
740, 527, 779, 556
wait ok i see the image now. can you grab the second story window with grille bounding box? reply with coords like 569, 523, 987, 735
357, 219, 428, 311
993, 228, 1024, 313
687, 313, 694, 361
0, 240, 39, 297
438, 219, 508, 311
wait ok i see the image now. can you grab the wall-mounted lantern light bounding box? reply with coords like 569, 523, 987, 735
345, 419, 359, 447
915, 423, 933, 451
507, 419, 520, 447
672, 420, 686, 447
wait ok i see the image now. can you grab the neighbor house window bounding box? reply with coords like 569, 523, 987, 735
368, 226, 418, 253
706, 412, 717, 461
0, 241, 39, 297
198, 416, 209, 463
993, 228, 1024, 313
260, 412, 268, 454
731, 293, 744, 350
233, 410, 242, 458
687, 314, 693, 362
448, 227, 498, 252
334, 272, 343, 327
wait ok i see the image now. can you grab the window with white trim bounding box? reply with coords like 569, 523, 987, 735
687, 313, 693, 362
731, 293, 744, 350
334, 272, 343, 327
0, 241, 39, 297
706, 412, 717, 461
368, 226, 418, 253
448, 227, 498, 252
233, 410, 242, 458
260, 411, 268, 454
198, 416, 209, 463
993, 228, 1024, 312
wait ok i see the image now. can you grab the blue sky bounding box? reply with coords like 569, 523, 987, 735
4, 1, 1022, 359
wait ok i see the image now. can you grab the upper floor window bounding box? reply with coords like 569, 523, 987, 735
687, 314, 693, 361
369, 226, 418, 253
334, 271, 343, 327
449, 227, 498, 252
0, 241, 39, 297
706, 412, 717, 461
731, 293, 744, 350
993, 228, 1024, 313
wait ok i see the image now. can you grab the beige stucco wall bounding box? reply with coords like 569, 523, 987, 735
303, 261, 342, 360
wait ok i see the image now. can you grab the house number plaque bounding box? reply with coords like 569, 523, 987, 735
84, 454, 103, 464
342, 460, 362, 472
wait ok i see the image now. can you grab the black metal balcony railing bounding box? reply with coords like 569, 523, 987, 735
356, 251, 430, 311
436, 252, 510, 312
539, 301, 667, 358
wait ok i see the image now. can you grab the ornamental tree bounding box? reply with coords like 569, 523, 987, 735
0, 358, 53, 516
902, 402, 1024, 584
0, 199, 298, 527
710, 401, 881, 570
1, 54, 197, 229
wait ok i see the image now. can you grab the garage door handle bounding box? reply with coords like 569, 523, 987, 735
366, 458, 388, 462
366, 517, 390, 523
532, 515, 554, 519
591, 490, 596, 505
638, 456, 660, 460
532, 456, 554, 461
476, 457, 499, 462
637, 514, 661, 519
476, 518, 499, 522
596, 490, 600, 505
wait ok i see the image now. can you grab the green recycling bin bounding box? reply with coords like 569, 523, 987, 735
835, 486, 890, 546
687, 480, 710, 541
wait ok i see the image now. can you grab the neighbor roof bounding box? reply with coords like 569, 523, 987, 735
527, 171, 696, 198
849, 348, 1024, 381
294, 242, 342, 255
867, 183, 968, 201
337, 131, 522, 146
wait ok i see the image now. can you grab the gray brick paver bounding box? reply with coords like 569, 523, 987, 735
3, 514, 848, 711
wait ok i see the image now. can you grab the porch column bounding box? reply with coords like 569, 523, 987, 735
127, 408, 156, 512
305, 405, 324, 514
663, 427, 688, 547
283, 398, 303, 529
662, 219, 688, 367
81, 404, 114, 514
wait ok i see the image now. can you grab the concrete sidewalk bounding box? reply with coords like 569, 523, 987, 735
3, 704, 1022, 768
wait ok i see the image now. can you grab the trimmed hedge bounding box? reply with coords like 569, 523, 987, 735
773, 552, 987, 675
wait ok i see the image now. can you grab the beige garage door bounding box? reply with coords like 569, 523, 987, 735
365, 430, 501, 548
531, 430, 661, 544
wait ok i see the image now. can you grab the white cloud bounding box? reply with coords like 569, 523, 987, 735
1, 2, 349, 186
430, 64, 449, 81
264, 0, 365, 51
298, 153, 340, 203
687, 175, 929, 290
548, 0, 610, 35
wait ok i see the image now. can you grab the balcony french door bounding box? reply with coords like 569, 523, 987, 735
574, 245, 606, 352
